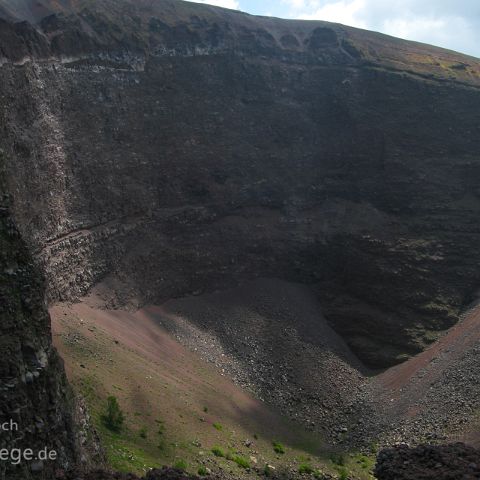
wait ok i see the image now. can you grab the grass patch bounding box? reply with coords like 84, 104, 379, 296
233, 455, 250, 469
198, 465, 208, 476
273, 441, 285, 454
174, 459, 187, 471
336, 466, 349, 480
354, 453, 375, 470
211, 446, 225, 457
213, 423, 223, 431
299, 463, 314, 474
99, 427, 162, 474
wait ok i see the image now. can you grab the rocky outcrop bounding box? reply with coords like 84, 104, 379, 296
1, 2, 480, 370
375, 443, 480, 480
0, 156, 79, 478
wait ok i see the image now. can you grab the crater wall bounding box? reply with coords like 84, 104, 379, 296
2, 0, 480, 367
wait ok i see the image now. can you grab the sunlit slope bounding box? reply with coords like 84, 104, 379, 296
51, 302, 375, 479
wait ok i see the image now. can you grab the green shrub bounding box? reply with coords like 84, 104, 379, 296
233, 455, 250, 469
101, 396, 124, 432
272, 441, 285, 454
198, 466, 208, 476
211, 446, 225, 457
213, 423, 223, 431
357, 454, 373, 469
139, 427, 147, 439
299, 463, 314, 474
174, 459, 187, 471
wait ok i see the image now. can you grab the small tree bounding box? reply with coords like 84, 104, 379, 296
102, 396, 124, 432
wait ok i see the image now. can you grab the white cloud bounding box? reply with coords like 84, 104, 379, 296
185, 0, 240, 9
294, 0, 367, 28
281, 0, 480, 57
383, 17, 446, 41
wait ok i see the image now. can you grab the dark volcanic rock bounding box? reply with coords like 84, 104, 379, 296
375, 443, 480, 480
0, 157, 79, 478
0, 0, 479, 369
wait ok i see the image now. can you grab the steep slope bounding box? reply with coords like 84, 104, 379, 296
98, 279, 480, 449
147, 278, 367, 439
50, 298, 374, 479
364, 300, 480, 446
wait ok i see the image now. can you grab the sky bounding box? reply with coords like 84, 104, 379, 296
187, 0, 480, 58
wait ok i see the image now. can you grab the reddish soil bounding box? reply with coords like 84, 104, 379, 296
51, 300, 326, 465
53, 301, 294, 436
375, 304, 480, 394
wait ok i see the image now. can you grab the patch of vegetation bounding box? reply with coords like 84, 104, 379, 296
233, 455, 250, 469
264, 464, 274, 477
203, 407, 208, 413
354, 453, 375, 470
174, 459, 188, 471
273, 441, 285, 454
213, 422, 223, 431
211, 446, 225, 457
299, 463, 314, 474
198, 465, 208, 476
329, 453, 345, 466
99, 428, 161, 474
77, 375, 98, 401
336, 467, 349, 480
102, 396, 125, 432
139, 427, 147, 439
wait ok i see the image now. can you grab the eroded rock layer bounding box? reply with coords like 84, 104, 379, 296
2, 0, 480, 370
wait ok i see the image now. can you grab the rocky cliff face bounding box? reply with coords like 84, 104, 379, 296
0, 157, 80, 478
1, 0, 480, 369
